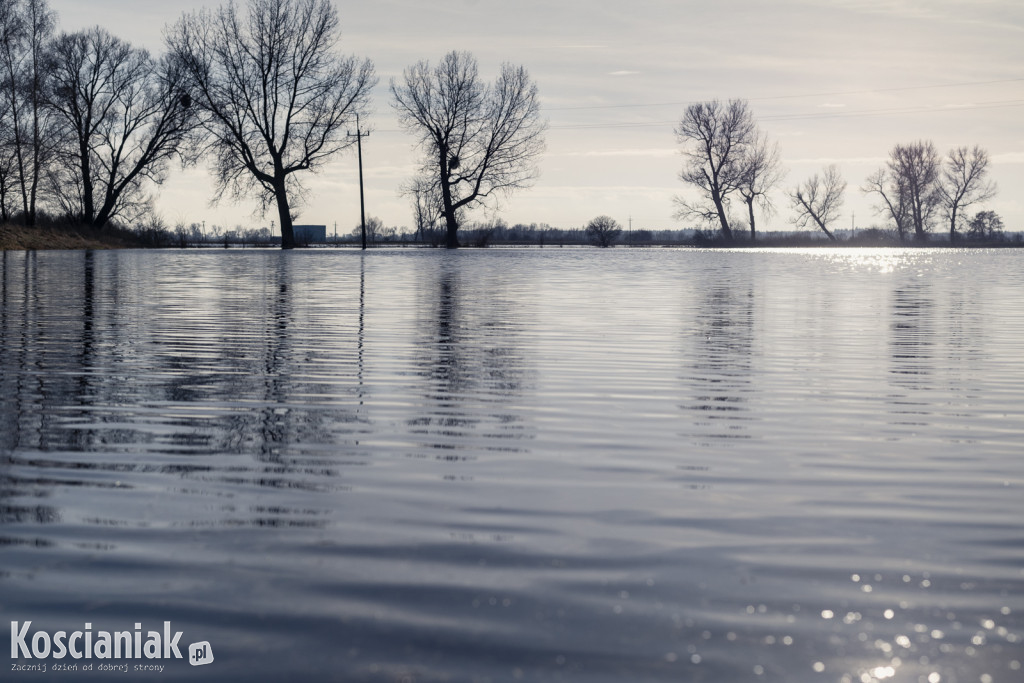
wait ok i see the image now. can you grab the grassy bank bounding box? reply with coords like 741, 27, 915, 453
0, 223, 146, 250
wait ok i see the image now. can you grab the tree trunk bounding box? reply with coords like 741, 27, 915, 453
0, 171, 8, 223
275, 179, 295, 249
746, 197, 756, 241
81, 137, 94, 225
27, 58, 40, 228
912, 201, 926, 242
712, 190, 732, 241
814, 216, 837, 241
443, 209, 458, 249
439, 153, 458, 249
949, 205, 958, 244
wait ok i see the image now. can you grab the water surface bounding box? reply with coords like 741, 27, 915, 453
2, 248, 1022, 682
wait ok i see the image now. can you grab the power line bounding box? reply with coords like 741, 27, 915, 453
348, 114, 370, 250
542, 77, 1024, 112
549, 98, 1024, 130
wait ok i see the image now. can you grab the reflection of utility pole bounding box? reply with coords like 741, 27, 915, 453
348, 114, 369, 250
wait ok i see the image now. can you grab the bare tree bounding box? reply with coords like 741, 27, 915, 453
391, 50, 546, 249
45, 28, 198, 228
585, 215, 622, 247
888, 140, 941, 241
350, 215, 384, 245
407, 175, 441, 243
862, 166, 910, 241
737, 130, 784, 240
938, 145, 996, 243
167, 0, 376, 249
674, 99, 756, 241
789, 165, 846, 241
0, 0, 55, 226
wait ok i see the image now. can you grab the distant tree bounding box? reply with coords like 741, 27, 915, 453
167, 0, 376, 249
44, 28, 198, 228
967, 210, 1003, 242
0, 0, 55, 226
789, 165, 846, 241
674, 99, 756, 241
625, 228, 653, 245
351, 215, 384, 245
737, 130, 785, 240
888, 140, 941, 241
585, 215, 622, 247
391, 50, 546, 249
862, 166, 910, 241
938, 145, 996, 243
407, 174, 443, 243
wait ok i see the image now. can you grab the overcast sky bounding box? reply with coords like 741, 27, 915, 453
49, 0, 1024, 235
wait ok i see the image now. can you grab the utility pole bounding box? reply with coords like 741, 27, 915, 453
348, 114, 369, 250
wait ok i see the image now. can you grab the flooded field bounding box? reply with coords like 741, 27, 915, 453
2, 248, 1022, 682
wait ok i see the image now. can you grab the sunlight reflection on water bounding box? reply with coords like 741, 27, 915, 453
1, 247, 1022, 681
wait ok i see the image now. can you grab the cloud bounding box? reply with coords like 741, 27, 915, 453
608, 70, 641, 76
818, 103, 846, 108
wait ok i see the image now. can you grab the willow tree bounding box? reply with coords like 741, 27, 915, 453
391, 51, 546, 249
167, 0, 375, 248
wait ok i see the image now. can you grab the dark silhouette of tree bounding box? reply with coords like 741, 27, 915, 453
167, 0, 375, 249
862, 166, 910, 241
585, 215, 622, 247
737, 130, 784, 241
674, 99, 756, 241
789, 165, 845, 241
0, 0, 55, 226
967, 210, 1003, 242
350, 215, 386, 245
391, 50, 546, 249
44, 28, 197, 228
888, 140, 941, 241
938, 145, 996, 243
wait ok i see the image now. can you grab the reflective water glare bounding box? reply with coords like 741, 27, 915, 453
2, 248, 1022, 682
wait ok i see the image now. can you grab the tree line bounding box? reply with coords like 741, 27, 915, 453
673, 99, 1000, 244
0, 0, 547, 250
0, 0, 1004, 251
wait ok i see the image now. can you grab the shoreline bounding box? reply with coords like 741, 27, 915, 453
2, 222, 1019, 251
0, 223, 145, 251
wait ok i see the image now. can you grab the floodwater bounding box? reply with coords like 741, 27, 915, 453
1, 248, 1022, 682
